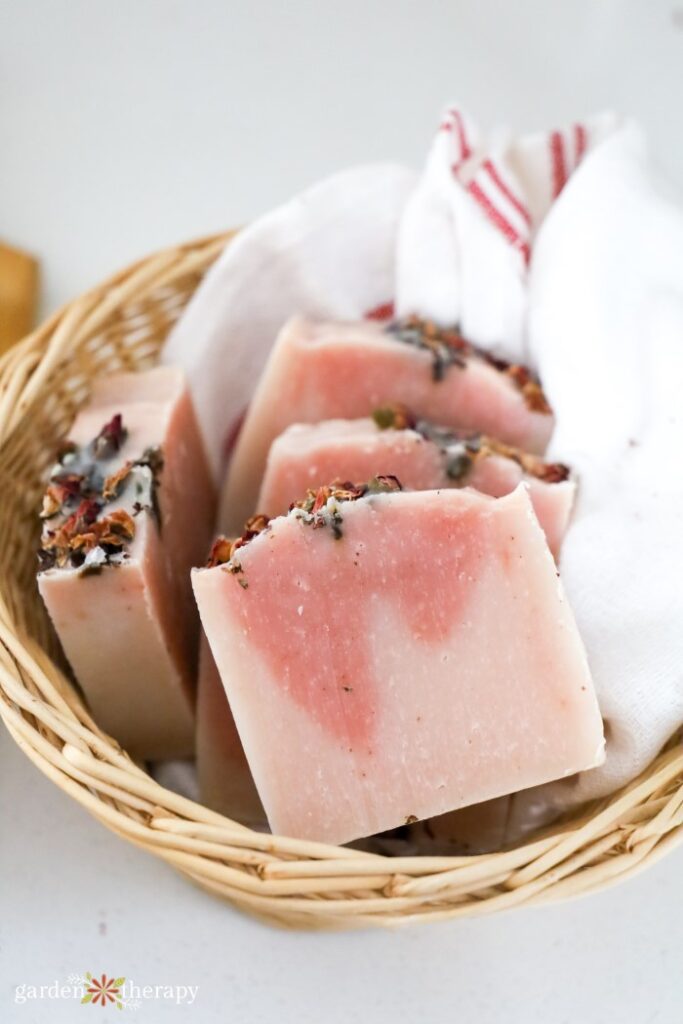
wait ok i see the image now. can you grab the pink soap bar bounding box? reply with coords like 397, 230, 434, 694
257, 414, 575, 558
414, 798, 511, 855
196, 636, 266, 826
193, 482, 603, 845
38, 366, 215, 760
221, 316, 554, 532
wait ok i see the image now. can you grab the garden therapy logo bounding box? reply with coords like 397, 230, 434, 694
14, 973, 199, 1009
80, 973, 126, 1009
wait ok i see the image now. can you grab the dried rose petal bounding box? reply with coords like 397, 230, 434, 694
242, 514, 270, 537
207, 536, 235, 568
51, 472, 84, 499
535, 461, 571, 484
367, 475, 403, 494
505, 365, 552, 415
93, 413, 127, 459
103, 508, 136, 541
102, 462, 133, 501
40, 487, 63, 520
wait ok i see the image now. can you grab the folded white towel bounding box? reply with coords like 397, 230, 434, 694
507, 124, 683, 837
396, 110, 683, 837
397, 107, 617, 363
163, 163, 415, 479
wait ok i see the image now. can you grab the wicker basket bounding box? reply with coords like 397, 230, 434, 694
1, 230, 682, 930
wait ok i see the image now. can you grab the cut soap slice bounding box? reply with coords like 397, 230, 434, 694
38, 366, 215, 760
196, 635, 266, 826
193, 484, 603, 845
221, 316, 554, 532
257, 415, 574, 558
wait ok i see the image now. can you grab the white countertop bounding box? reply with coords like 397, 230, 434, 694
1, 2, 682, 1021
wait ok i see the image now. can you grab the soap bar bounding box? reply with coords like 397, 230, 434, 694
221, 316, 554, 532
414, 797, 511, 855
193, 482, 603, 845
38, 366, 215, 760
257, 411, 574, 557
196, 636, 266, 826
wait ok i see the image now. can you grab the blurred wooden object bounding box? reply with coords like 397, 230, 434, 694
0, 241, 39, 353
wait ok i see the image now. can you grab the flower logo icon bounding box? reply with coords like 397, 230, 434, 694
81, 973, 125, 1009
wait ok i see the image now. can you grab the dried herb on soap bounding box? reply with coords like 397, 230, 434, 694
206, 514, 272, 579
40, 504, 136, 570
205, 476, 405, 577
372, 403, 417, 431
372, 406, 570, 486
102, 462, 133, 501
505, 364, 552, 415
386, 316, 468, 381
133, 446, 164, 528
93, 413, 127, 459
450, 433, 570, 484
207, 536, 235, 568
37, 414, 164, 573
385, 315, 552, 412
137, 445, 164, 475
293, 476, 402, 514
39, 473, 81, 516
292, 476, 403, 540
534, 461, 570, 484
445, 448, 474, 482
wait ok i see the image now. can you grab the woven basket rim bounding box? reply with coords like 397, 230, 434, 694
1, 229, 681, 930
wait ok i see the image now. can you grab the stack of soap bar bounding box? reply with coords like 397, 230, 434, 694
193, 481, 604, 845
38, 366, 215, 760
257, 410, 575, 557
221, 315, 554, 532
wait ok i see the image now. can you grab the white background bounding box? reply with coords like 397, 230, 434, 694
1, 2, 682, 1021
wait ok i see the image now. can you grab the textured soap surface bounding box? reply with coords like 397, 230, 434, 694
38, 366, 215, 760
221, 316, 554, 532
193, 485, 603, 845
257, 417, 574, 557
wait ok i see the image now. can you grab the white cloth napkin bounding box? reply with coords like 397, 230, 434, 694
396, 107, 617, 363
396, 109, 683, 837
506, 123, 683, 838
163, 163, 416, 480
163, 108, 683, 838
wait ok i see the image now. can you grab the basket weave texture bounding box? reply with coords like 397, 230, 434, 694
0, 230, 681, 930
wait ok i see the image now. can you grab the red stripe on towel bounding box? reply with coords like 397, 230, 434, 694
574, 122, 587, 163
550, 130, 568, 198
467, 180, 531, 264
450, 109, 472, 166
482, 159, 532, 226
